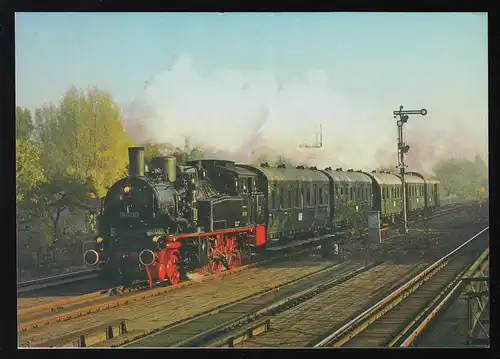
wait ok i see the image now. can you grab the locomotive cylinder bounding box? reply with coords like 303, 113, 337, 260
128, 147, 145, 177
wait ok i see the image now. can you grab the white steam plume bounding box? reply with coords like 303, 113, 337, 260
122, 54, 488, 174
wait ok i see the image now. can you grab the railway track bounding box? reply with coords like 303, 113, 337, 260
18, 252, 346, 347
120, 260, 379, 347
17, 268, 98, 294
313, 226, 489, 348
380, 200, 483, 239
17, 250, 307, 333
17, 201, 486, 347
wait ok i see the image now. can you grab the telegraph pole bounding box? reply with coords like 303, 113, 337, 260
393, 106, 427, 234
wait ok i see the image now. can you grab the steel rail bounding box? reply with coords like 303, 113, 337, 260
313, 226, 489, 347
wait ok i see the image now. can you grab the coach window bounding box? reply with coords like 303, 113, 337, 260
319, 186, 324, 205
271, 185, 276, 209
313, 184, 317, 205
306, 187, 311, 206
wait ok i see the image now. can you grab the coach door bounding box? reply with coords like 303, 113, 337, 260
253, 194, 265, 225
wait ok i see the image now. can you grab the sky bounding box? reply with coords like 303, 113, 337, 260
15, 12, 488, 173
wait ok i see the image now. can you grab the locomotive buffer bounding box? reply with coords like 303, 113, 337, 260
393, 106, 427, 234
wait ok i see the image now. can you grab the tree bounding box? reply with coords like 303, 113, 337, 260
171, 137, 204, 165
143, 142, 163, 167
37, 87, 133, 199
33, 86, 133, 240
433, 156, 488, 200
335, 199, 367, 236
16, 106, 34, 139
16, 138, 44, 204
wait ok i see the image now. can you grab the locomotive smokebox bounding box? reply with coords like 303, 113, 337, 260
128, 147, 145, 177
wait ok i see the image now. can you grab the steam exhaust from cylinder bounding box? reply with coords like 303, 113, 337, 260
139, 249, 155, 266
84, 249, 100, 266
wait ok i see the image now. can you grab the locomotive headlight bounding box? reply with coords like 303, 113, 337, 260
123, 186, 131, 193
96, 237, 104, 244
152, 236, 160, 243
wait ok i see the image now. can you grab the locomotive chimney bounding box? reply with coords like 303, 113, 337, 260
128, 147, 145, 177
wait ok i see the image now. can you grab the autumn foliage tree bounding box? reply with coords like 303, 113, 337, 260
432, 156, 488, 200
16, 106, 44, 205
32, 87, 133, 241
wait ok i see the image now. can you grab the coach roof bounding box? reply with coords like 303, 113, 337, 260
364, 171, 402, 186
240, 165, 330, 183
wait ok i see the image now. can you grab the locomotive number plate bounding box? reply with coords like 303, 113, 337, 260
120, 212, 140, 218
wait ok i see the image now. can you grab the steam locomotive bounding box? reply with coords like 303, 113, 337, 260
84, 147, 440, 287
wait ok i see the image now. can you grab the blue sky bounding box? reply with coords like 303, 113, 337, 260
15, 12, 488, 170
